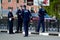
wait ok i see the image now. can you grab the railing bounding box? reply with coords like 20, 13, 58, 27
0, 17, 60, 32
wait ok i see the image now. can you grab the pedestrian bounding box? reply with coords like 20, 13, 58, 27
36, 5, 47, 33
22, 5, 32, 37
8, 7, 14, 34
15, 6, 23, 33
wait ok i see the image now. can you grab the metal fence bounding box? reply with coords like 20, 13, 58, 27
0, 17, 60, 32
0, 9, 60, 32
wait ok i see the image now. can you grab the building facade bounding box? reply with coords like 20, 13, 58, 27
1, 0, 38, 13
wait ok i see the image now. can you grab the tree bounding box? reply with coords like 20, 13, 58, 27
45, 0, 60, 18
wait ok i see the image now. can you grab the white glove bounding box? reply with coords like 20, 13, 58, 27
9, 18, 12, 21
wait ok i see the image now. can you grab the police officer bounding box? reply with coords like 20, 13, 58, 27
8, 8, 14, 34
22, 5, 31, 37
36, 5, 46, 33
15, 6, 23, 33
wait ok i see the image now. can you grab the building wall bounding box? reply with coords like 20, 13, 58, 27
1, 0, 38, 13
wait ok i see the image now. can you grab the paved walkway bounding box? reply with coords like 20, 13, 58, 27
0, 32, 60, 40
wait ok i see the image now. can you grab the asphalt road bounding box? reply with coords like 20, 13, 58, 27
0, 32, 60, 40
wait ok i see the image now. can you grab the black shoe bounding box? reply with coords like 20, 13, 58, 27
9, 32, 15, 34
15, 31, 19, 33
24, 35, 28, 37
11, 32, 15, 34
42, 31, 45, 33
15, 31, 22, 33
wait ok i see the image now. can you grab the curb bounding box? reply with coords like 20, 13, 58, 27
31, 32, 60, 37
0, 29, 7, 32
0, 30, 60, 37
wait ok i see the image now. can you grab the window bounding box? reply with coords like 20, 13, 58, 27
16, 0, 19, 3
27, 0, 33, 6
24, 0, 27, 3
8, 0, 11, 2
8, 7, 13, 9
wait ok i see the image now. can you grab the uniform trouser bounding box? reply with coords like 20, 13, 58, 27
8, 21, 13, 33
23, 20, 29, 36
37, 19, 45, 32
16, 20, 22, 32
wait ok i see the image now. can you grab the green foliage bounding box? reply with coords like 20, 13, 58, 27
45, 0, 60, 18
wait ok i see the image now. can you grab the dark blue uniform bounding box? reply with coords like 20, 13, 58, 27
37, 8, 46, 32
16, 9, 23, 32
22, 9, 31, 36
8, 12, 14, 34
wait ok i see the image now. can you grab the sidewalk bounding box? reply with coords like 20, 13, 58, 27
0, 32, 60, 40
0, 29, 60, 37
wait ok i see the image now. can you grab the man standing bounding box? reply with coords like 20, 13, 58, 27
36, 5, 46, 33
15, 6, 23, 33
8, 8, 14, 34
22, 5, 31, 37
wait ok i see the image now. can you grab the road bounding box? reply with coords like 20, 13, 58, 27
0, 32, 60, 40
